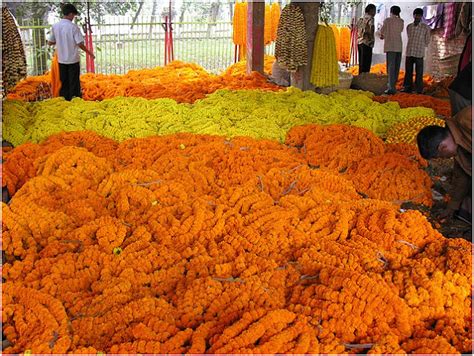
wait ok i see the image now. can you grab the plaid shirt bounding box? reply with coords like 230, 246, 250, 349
380, 15, 404, 53
406, 22, 431, 58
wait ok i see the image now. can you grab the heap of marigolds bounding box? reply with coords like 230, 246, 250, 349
6, 59, 279, 103
2, 125, 471, 354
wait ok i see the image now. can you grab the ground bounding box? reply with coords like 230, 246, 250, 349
402, 158, 472, 241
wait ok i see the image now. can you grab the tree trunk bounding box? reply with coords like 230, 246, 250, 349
206, 1, 221, 39
149, 0, 157, 39
130, 1, 144, 29
32, 7, 50, 75
291, 1, 320, 91
228, 1, 233, 22
246, 0, 264, 74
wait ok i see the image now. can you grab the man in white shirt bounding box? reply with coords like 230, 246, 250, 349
380, 6, 404, 95
47, 4, 95, 100
402, 8, 431, 94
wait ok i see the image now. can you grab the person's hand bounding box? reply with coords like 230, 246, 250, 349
438, 207, 455, 221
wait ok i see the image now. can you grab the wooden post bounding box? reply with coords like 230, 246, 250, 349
246, 0, 265, 74
291, 1, 320, 90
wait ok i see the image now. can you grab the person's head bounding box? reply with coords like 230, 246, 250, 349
413, 8, 424, 24
417, 125, 457, 159
365, 4, 376, 17
62, 4, 78, 20
390, 6, 401, 17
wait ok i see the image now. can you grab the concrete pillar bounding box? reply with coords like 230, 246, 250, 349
246, 0, 265, 74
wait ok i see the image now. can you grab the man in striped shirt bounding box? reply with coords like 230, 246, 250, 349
402, 8, 431, 94
380, 6, 404, 94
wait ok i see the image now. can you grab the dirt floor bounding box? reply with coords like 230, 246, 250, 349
402, 158, 472, 241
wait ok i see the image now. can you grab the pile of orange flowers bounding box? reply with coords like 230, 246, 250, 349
373, 93, 451, 117
6, 61, 280, 103
4, 125, 433, 207
331, 25, 351, 63
346, 63, 434, 90
285, 124, 432, 206
2, 129, 471, 354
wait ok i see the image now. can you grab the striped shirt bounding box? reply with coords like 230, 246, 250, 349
380, 15, 404, 53
406, 22, 431, 58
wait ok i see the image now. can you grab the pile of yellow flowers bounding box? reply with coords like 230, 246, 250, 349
311, 25, 339, 88
2, 130, 471, 354
385, 116, 446, 144
2, 89, 436, 147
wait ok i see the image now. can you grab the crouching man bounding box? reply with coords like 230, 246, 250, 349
417, 105, 472, 224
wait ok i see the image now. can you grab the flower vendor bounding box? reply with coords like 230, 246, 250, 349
417, 105, 472, 224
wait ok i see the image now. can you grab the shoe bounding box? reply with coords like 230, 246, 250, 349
454, 209, 472, 225
400, 88, 412, 93
384, 89, 396, 95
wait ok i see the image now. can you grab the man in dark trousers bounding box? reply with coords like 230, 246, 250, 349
417, 105, 472, 224
357, 4, 376, 74
402, 8, 431, 94
47, 3, 95, 100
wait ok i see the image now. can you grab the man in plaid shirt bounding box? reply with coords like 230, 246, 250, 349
402, 8, 431, 94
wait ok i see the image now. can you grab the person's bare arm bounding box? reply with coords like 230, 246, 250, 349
47, 40, 55, 46
78, 42, 95, 59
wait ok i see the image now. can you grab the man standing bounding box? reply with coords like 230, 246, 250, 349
357, 4, 376, 74
380, 6, 404, 94
47, 3, 94, 101
402, 8, 431, 94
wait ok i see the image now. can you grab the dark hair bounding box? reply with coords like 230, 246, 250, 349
390, 6, 401, 16
416, 125, 449, 159
413, 8, 424, 16
365, 4, 376, 13
62, 4, 78, 16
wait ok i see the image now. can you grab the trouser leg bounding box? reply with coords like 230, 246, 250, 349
386, 52, 396, 92
69, 62, 82, 99
414, 57, 424, 94
59, 63, 70, 100
403, 56, 414, 91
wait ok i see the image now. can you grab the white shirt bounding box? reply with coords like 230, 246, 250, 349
48, 19, 84, 64
380, 15, 404, 53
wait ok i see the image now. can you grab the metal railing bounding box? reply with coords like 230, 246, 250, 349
18, 17, 277, 76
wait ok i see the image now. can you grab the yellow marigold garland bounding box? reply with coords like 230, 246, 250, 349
311, 24, 339, 87
2, 89, 435, 147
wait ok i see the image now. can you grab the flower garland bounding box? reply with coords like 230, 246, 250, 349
310, 25, 339, 88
